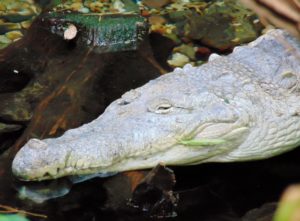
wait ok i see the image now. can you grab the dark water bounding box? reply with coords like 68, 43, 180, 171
2, 145, 300, 221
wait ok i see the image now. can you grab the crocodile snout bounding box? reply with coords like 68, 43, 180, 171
12, 138, 67, 181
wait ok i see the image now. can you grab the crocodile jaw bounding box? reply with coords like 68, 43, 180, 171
12, 117, 248, 181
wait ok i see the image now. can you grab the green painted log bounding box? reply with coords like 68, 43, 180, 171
42, 12, 148, 53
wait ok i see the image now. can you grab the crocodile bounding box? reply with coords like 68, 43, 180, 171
12, 29, 300, 181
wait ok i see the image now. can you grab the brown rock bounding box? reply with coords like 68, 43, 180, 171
149, 15, 167, 26
142, 0, 171, 9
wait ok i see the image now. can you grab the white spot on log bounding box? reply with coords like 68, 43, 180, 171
64, 24, 77, 40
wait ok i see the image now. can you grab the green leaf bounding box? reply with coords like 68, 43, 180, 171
0, 214, 30, 221
274, 200, 300, 221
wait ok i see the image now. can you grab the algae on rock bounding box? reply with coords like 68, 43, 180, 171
185, 0, 261, 50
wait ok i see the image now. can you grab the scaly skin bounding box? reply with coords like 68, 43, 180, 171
12, 29, 300, 181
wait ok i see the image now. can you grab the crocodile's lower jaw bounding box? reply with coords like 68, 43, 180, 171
25, 124, 250, 181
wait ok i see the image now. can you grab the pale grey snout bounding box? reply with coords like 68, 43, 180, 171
12, 139, 67, 180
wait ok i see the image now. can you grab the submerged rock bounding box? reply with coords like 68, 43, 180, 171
185, 0, 261, 50
0, 0, 41, 49
142, 0, 172, 9
142, 0, 263, 66
242, 202, 276, 221
167, 52, 191, 67
0, 123, 22, 134
129, 164, 178, 218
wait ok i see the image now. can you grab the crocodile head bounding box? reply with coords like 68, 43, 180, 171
12, 64, 251, 181
12, 30, 300, 181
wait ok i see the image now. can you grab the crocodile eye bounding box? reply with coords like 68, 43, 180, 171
155, 103, 172, 114
148, 98, 173, 114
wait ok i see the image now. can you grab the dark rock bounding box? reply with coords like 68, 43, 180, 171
0, 123, 22, 133
242, 202, 276, 221
142, 0, 172, 9
129, 164, 178, 218
185, 0, 261, 50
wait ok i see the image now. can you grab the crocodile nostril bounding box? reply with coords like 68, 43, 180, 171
27, 139, 47, 150
43, 172, 51, 177
118, 100, 130, 106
